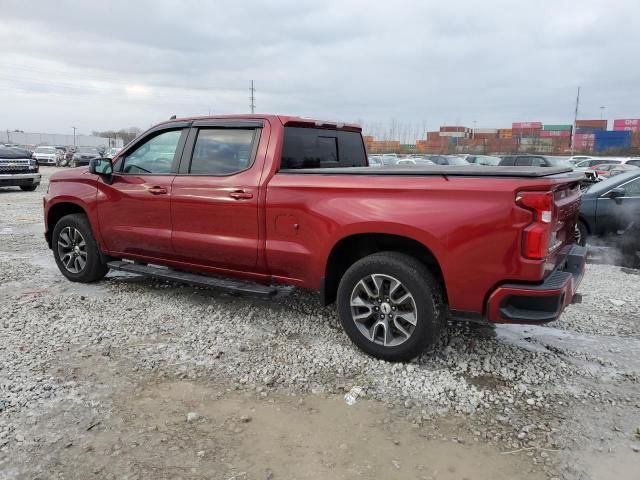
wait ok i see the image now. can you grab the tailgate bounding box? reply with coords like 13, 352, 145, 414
548, 181, 582, 270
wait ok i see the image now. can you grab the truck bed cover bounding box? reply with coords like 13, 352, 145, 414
279, 165, 577, 178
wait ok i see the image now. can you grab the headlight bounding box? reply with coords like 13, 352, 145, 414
29, 158, 37, 166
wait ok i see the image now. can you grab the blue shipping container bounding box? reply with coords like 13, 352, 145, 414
594, 131, 632, 152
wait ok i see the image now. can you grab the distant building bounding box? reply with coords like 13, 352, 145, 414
3, 130, 123, 148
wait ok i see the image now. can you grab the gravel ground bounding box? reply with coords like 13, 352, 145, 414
1, 167, 639, 479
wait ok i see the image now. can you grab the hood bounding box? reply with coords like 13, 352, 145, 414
0, 146, 32, 159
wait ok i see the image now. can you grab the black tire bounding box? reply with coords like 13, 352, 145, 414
575, 220, 588, 247
337, 251, 446, 362
19, 185, 38, 191
52, 213, 109, 283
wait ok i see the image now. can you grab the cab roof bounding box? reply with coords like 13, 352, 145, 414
154, 114, 362, 132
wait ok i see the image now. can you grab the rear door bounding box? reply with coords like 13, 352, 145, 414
170, 120, 268, 271
97, 126, 187, 257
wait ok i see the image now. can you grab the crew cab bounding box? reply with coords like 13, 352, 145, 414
0, 146, 41, 191
44, 115, 586, 361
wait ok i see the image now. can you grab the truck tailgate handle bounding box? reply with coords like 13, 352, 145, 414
147, 186, 168, 195
229, 190, 253, 200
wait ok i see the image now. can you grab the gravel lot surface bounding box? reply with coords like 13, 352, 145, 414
1, 167, 639, 479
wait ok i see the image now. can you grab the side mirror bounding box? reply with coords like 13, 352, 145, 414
605, 186, 626, 204
89, 157, 114, 183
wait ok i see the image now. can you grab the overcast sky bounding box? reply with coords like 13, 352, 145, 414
1, 0, 639, 138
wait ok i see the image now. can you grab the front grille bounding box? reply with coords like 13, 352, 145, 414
0, 160, 32, 173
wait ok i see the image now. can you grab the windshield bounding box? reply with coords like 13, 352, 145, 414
35, 147, 55, 153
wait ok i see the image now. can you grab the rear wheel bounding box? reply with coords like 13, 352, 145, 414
337, 252, 446, 361
19, 185, 38, 191
52, 214, 109, 282
575, 220, 588, 247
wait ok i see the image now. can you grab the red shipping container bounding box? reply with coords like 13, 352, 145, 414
576, 119, 607, 130
427, 131, 440, 140
540, 130, 570, 138
473, 133, 497, 140
613, 125, 640, 132
613, 119, 640, 128
512, 122, 542, 129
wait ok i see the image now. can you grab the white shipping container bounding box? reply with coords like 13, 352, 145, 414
474, 128, 499, 134
439, 131, 467, 138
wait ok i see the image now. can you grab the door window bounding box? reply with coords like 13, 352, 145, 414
121, 130, 182, 174
189, 129, 257, 175
514, 157, 532, 166
623, 178, 640, 196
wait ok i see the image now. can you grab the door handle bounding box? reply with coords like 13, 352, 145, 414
229, 190, 253, 200
147, 186, 168, 195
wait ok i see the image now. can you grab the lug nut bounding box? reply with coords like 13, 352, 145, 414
374, 306, 379, 311
380, 314, 385, 319
392, 306, 396, 311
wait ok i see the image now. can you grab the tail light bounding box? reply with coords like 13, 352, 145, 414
516, 191, 555, 260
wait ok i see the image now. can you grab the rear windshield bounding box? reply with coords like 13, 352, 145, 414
280, 127, 367, 169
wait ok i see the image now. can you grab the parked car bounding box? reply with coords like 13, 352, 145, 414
609, 164, 640, 177
568, 156, 595, 165
395, 157, 435, 166
573, 158, 618, 169
577, 170, 640, 263
44, 114, 585, 361
32, 146, 61, 165
589, 163, 621, 178
106, 147, 122, 158
499, 155, 572, 168
0, 145, 41, 191
466, 155, 501, 166
428, 155, 470, 166
71, 147, 102, 167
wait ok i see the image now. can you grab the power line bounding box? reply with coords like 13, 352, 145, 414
571, 86, 580, 155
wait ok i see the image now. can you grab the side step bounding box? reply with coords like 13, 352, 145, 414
107, 260, 279, 297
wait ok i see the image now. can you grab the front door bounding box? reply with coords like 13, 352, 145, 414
97, 128, 187, 257
170, 121, 268, 271
595, 176, 640, 235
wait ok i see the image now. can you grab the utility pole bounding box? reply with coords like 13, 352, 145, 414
570, 87, 580, 155
72, 126, 77, 147
600, 105, 605, 120
472, 120, 476, 140
249, 80, 255, 114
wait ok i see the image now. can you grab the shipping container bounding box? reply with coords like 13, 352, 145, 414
633, 132, 640, 147
576, 119, 607, 130
612, 125, 640, 132
542, 124, 572, 131
613, 119, 640, 128
513, 129, 541, 138
498, 129, 513, 138
512, 122, 542, 129
593, 131, 631, 152
439, 131, 467, 138
473, 128, 498, 134
540, 130, 571, 138
440, 126, 467, 133
426, 131, 440, 140
575, 127, 605, 134
473, 133, 498, 140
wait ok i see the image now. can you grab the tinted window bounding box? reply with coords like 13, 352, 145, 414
623, 178, 640, 196
122, 130, 182, 174
280, 127, 367, 169
499, 156, 515, 166
627, 160, 640, 167
515, 157, 532, 166
190, 129, 256, 175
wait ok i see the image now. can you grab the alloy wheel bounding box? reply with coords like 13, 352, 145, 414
57, 226, 88, 273
349, 274, 418, 347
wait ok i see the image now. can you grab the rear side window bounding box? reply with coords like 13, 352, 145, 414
280, 127, 367, 169
500, 156, 515, 166
626, 160, 640, 167
190, 129, 257, 175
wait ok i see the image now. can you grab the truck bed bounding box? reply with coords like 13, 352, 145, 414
280, 165, 576, 178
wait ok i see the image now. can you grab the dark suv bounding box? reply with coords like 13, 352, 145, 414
499, 155, 556, 167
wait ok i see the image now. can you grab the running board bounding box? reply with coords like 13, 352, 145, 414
107, 260, 279, 297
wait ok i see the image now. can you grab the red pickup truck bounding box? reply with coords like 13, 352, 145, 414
44, 115, 586, 361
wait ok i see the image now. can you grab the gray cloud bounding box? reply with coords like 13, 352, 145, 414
1, 0, 638, 136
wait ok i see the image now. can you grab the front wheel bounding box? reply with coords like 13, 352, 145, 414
575, 221, 588, 247
52, 214, 109, 282
337, 252, 446, 361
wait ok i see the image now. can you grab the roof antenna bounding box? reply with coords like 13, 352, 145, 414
169, 115, 177, 120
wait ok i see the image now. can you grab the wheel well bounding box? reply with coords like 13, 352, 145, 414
46, 203, 86, 247
578, 216, 590, 234
322, 233, 446, 306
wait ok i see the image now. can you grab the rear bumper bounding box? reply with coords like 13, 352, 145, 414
486, 244, 586, 324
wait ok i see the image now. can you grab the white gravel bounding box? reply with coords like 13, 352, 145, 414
1, 168, 639, 479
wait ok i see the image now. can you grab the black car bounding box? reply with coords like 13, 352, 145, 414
71, 147, 102, 167
577, 170, 640, 263
499, 155, 572, 168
